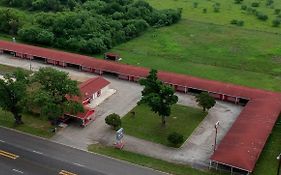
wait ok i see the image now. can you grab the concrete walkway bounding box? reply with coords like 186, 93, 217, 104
0, 55, 243, 169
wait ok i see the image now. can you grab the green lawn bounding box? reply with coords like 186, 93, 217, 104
122, 104, 207, 146
253, 116, 281, 175
88, 144, 221, 175
0, 109, 55, 138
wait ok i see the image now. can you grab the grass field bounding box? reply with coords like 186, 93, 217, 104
0, 109, 55, 138
122, 104, 206, 146
97, 0, 281, 92
107, 19, 281, 91
146, 0, 281, 33
88, 144, 221, 175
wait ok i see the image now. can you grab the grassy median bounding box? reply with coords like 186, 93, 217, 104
88, 143, 221, 175
122, 104, 206, 146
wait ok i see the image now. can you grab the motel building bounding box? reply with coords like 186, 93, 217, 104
64, 76, 111, 127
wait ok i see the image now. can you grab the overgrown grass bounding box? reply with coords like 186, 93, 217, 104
0, 109, 55, 138
122, 104, 206, 146
88, 144, 221, 175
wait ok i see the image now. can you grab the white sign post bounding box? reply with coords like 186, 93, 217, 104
115, 128, 124, 149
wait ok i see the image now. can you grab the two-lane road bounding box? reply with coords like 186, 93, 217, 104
0, 127, 166, 175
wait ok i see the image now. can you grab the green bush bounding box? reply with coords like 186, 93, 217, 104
167, 132, 184, 147
230, 19, 238, 24
251, 2, 260, 7
234, 0, 244, 4
272, 18, 281, 27
237, 20, 244, 26
105, 113, 122, 130
275, 9, 281, 15
241, 5, 247, 10
266, 0, 274, 7
256, 12, 268, 21
202, 8, 207, 13
213, 3, 220, 13
193, 2, 198, 8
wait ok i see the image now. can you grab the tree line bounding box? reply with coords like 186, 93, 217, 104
0, 0, 182, 54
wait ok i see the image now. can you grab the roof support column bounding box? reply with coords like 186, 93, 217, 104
208, 160, 212, 170
216, 161, 218, 170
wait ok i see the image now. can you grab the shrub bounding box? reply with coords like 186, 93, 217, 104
230, 19, 238, 24
272, 18, 281, 27
266, 0, 274, 6
105, 113, 122, 130
167, 132, 184, 147
241, 5, 247, 10
230, 19, 244, 26
251, 2, 259, 7
237, 20, 244, 26
193, 2, 198, 8
234, 0, 243, 4
275, 9, 281, 15
213, 3, 220, 13
256, 12, 268, 21
203, 8, 207, 13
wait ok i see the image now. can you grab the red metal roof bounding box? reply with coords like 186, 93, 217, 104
79, 76, 110, 100
0, 40, 281, 172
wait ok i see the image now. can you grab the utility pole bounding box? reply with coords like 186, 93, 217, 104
214, 121, 220, 152
277, 153, 281, 175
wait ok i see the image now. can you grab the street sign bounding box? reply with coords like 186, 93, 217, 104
115, 128, 124, 149
116, 128, 124, 141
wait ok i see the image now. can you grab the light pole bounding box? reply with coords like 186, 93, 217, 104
29, 58, 32, 71
277, 153, 281, 175
214, 121, 220, 152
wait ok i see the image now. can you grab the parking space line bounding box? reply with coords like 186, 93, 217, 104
32, 150, 43, 155
12, 169, 24, 174
73, 162, 85, 167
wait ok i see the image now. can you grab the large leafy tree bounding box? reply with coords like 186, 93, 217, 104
28, 67, 83, 121
0, 69, 29, 124
139, 69, 178, 125
195, 92, 216, 112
